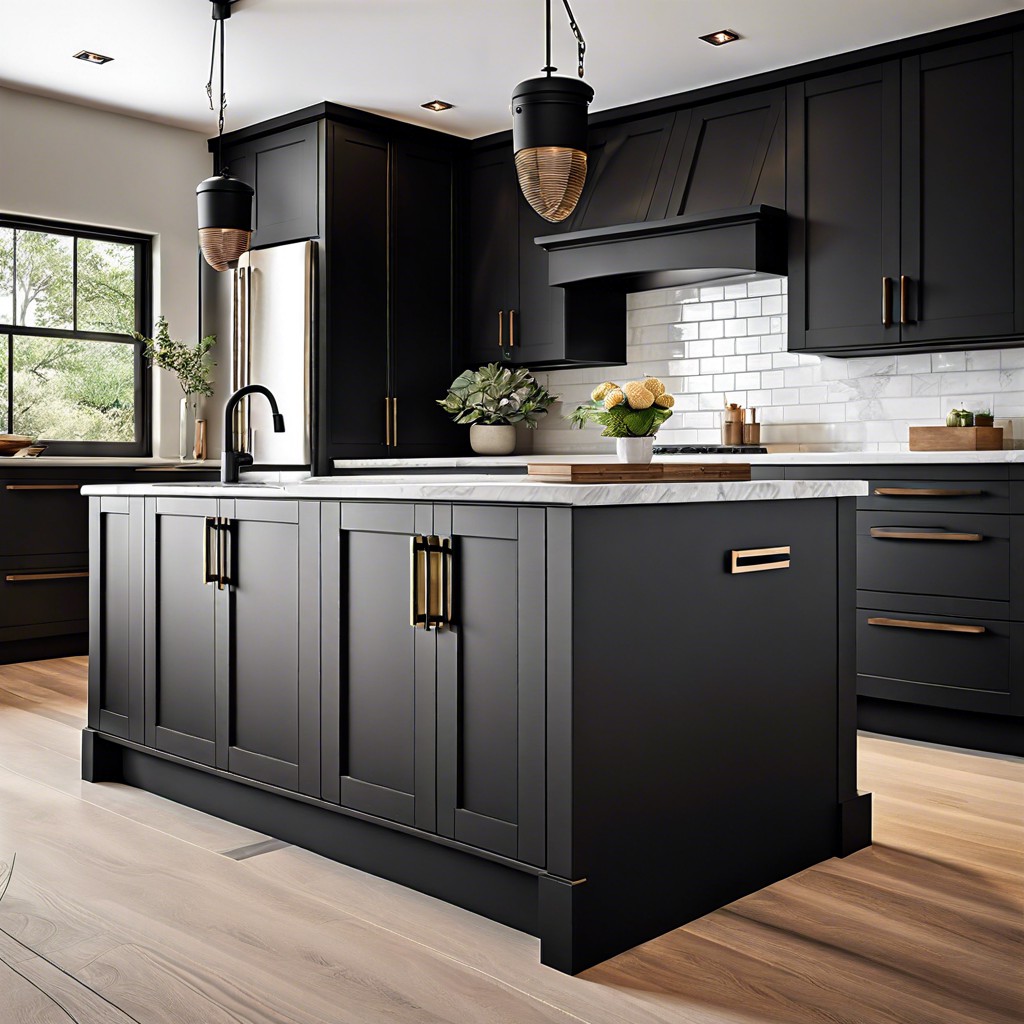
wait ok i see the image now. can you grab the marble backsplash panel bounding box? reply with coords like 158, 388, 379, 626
527, 276, 1024, 453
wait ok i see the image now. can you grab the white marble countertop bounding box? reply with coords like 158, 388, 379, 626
334, 450, 1024, 469
0, 457, 219, 468
83, 474, 866, 507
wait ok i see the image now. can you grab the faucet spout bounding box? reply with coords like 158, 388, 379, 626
221, 384, 286, 484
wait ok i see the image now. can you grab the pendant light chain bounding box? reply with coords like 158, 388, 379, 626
543, 0, 586, 78
203, 16, 229, 174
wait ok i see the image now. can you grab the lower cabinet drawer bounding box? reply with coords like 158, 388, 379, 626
857, 510, 1010, 601
0, 481, 88, 556
857, 607, 1016, 715
0, 555, 89, 638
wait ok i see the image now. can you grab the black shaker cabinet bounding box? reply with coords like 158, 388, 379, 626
320, 501, 546, 864
789, 34, 1024, 354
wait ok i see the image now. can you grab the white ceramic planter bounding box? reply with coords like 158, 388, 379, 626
470, 423, 516, 456
616, 436, 654, 464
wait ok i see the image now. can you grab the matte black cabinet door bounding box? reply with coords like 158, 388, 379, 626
144, 497, 220, 766
467, 148, 519, 367
224, 123, 319, 249
215, 499, 320, 796
88, 496, 144, 742
900, 36, 1023, 343
324, 123, 391, 458
321, 502, 436, 831
787, 63, 901, 352
435, 505, 546, 865
391, 141, 464, 453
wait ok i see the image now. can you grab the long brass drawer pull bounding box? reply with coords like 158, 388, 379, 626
509, 308, 516, 348
899, 275, 909, 325
410, 535, 452, 629
868, 617, 986, 635
881, 277, 892, 327
730, 546, 791, 574
498, 309, 504, 348
6, 571, 88, 582
5, 484, 81, 491
869, 527, 982, 542
873, 488, 983, 497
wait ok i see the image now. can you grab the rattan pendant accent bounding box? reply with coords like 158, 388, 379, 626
199, 227, 253, 272
515, 146, 588, 223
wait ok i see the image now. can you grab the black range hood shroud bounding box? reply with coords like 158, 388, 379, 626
536, 204, 787, 291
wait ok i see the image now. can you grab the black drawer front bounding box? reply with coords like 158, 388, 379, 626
857, 607, 1013, 715
857, 510, 1009, 601
859, 479, 1009, 515
0, 481, 87, 556
0, 554, 88, 636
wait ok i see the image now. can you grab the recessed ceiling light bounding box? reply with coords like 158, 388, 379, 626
421, 99, 454, 112
73, 50, 114, 65
699, 30, 740, 46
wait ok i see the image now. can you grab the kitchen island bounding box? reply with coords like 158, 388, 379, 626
83, 473, 870, 973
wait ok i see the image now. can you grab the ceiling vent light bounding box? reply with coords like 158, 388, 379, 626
511, 0, 594, 224
73, 50, 114, 65
422, 100, 454, 112
196, 0, 254, 272
699, 29, 740, 46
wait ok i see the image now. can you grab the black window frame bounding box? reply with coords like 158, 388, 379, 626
0, 213, 152, 457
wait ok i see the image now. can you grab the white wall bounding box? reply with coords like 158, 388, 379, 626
529, 277, 1024, 453
0, 87, 211, 457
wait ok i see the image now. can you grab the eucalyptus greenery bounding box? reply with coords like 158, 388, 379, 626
438, 364, 557, 427
134, 316, 216, 397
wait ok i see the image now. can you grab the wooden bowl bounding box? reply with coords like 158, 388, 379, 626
0, 435, 35, 456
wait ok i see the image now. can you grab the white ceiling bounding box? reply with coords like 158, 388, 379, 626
2, 1, 1021, 140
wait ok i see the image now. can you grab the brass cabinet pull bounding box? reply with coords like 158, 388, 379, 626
881, 277, 892, 327
900, 275, 909, 325
869, 527, 982, 542
410, 535, 452, 629
5, 570, 88, 582
868, 617, 986, 635
5, 484, 81, 491
730, 546, 791, 574
385, 396, 391, 446
873, 487, 983, 497
392, 397, 398, 448
509, 308, 516, 348
498, 309, 504, 348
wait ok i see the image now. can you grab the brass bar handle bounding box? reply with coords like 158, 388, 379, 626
410, 536, 419, 627
444, 538, 453, 627
5, 571, 88, 582
900, 275, 909, 325
730, 546, 791, 574
385, 396, 391, 446
881, 277, 892, 328
498, 309, 504, 348
410, 535, 429, 628
5, 484, 81, 491
392, 397, 398, 448
869, 527, 982, 542
509, 309, 516, 349
873, 487, 983, 497
868, 617, 986, 635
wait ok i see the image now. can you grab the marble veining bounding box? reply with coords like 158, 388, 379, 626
83, 475, 867, 507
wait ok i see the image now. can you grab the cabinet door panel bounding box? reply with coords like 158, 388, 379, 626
144, 498, 219, 766
788, 64, 900, 351
901, 39, 1018, 342
321, 502, 435, 830
437, 505, 545, 865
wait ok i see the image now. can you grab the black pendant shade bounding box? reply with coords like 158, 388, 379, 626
512, 75, 594, 223
197, 173, 253, 272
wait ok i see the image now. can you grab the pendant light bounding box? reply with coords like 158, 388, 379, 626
511, 0, 594, 223
196, 0, 254, 271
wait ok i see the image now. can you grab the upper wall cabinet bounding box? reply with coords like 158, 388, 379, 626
222, 123, 320, 249
789, 35, 1024, 354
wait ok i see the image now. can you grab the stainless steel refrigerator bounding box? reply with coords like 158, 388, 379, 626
203, 239, 314, 467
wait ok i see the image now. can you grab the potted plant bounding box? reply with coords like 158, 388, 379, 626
438, 363, 557, 455
975, 408, 994, 428
134, 316, 216, 460
569, 377, 674, 464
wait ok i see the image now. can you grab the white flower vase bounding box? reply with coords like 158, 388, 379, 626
179, 395, 198, 461
470, 423, 516, 456
616, 436, 654, 464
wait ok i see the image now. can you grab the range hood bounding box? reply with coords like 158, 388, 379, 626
536, 205, 787, 291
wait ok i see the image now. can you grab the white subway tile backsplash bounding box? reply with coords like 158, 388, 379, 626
529, 276, 1024, 454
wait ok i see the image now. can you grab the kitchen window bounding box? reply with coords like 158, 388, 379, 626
0, 215, 151, 456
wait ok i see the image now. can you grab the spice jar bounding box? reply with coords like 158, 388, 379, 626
722, 402, 744, 446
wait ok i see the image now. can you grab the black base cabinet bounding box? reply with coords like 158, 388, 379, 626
85, 492, 868, 973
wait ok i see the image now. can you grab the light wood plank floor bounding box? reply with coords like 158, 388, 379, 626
0, 657, 1020, 1024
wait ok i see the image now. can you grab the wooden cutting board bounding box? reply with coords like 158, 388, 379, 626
527, 461, 751, 483
908, 426, 1003, 451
